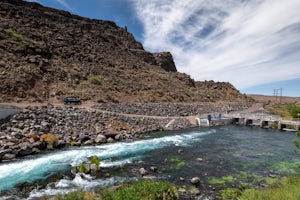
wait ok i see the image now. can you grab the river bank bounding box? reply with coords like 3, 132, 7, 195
0, 102, 252, 162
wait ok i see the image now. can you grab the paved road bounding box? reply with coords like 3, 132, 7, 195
0, 105, 21, 120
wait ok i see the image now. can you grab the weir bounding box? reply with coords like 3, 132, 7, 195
196, 112, 300, 131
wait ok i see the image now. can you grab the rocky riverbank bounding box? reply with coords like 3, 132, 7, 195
0, 102, 251, 162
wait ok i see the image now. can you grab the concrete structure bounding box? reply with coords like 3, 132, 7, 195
228, 112, 300, 131
198, 112, 300, 131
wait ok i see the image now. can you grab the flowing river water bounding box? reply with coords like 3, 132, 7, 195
0, 126, 299, 199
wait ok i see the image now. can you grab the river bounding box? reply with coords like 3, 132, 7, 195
0, 126, 299, 199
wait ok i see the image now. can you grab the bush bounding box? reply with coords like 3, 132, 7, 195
88, 75, 101, 85
89, 155, 100, 167
41, 134, 59, 147
5, 28, 25, 43
287, 103, 300, 118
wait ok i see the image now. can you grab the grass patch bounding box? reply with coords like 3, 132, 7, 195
5, 28, 25, 43
218, 188, 242, 199
54, 190, 97, 200
88, 75, 101, 85
100, 179, 176, 200
268, 103, 300, 120
52, 180, 175, 200
239, 176, 300, 200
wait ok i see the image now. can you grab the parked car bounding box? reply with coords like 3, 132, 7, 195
63, 97, 81, 105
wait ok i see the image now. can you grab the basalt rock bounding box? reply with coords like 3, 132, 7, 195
0, 0, 252, 103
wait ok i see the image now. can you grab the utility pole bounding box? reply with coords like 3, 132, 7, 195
273, 88, 283, 103
280, 88, 282, 103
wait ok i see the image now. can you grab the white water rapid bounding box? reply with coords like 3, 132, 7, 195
0, 129, 214, 196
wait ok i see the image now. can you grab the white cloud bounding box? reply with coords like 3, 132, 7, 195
131, 0, 300, 89
26, 0, 74, 12
55, 0, 74, 12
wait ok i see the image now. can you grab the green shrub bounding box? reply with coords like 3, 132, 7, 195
5, 28, 25, 43
89, 155, 100, 167
88, 75, 101, 85
287, 103, 300, 118
76, 163, 89, 174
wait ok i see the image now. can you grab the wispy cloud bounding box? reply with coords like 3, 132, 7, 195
26, 0, 75, 12
54, 0, 75, 12
131, 0, 300, 89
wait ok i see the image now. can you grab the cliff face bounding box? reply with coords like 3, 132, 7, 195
0, 0, 250, 103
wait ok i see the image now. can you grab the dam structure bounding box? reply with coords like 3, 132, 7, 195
196, 112, 300, 131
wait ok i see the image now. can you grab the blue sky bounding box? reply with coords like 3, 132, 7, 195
26, 0, 300, 97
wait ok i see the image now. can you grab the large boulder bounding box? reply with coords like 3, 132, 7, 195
95, 134, 107, 144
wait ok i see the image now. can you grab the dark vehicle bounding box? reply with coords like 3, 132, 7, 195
63, 97, 81, 105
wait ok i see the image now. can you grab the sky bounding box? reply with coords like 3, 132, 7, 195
26, 0, 300, 97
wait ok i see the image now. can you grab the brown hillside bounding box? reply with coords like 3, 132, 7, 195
0, 0, 250, 103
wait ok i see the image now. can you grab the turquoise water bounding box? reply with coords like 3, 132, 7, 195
0, 126, 299, 199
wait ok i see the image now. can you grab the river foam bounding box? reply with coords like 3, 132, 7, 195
0, 129, 213, 191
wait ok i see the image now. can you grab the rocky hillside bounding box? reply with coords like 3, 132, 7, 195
0, 0, 250, 103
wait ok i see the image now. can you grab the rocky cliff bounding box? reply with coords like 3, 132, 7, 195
0, 0, 250, 103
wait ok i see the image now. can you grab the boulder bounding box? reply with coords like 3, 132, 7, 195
196, 158, 204, 162
95, 134, 106, 144
0, 149, 12, 157
138, 167, 148, 176
107, 137, 115, 143
190, 177, 200, 185
17, 146, 33, 156
190, 188, 201, 196
90, 163, 98, 173
150, 166, 158, 172
2, 153, 16, 160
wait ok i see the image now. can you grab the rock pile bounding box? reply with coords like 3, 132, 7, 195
94, 102, 252, 117
0, 104, 195, 161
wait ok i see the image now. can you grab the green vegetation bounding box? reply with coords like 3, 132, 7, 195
54, 190, 97, 200
168, 156, 186, 170
5, 28, 25, 43
208, 176, 236, 185
238, 176, 300, 200
101, 180, 176, 200
53, 180, 176, 200
269, 103, 300, 120
88, 75, 101, 85
293, 131, 300, 172
218, 188, 241, 199
70, 140, 77, 146
293, 131, 300, 151
76, 163, 89, 174
89, 155, 100, 167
